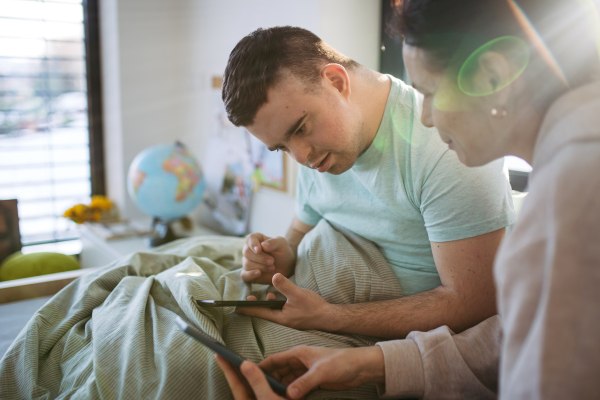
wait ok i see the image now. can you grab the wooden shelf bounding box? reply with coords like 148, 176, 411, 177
0, 267, 100, 304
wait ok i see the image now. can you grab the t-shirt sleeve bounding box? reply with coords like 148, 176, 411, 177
295, 167, 322, 226
419, 150, 516, 242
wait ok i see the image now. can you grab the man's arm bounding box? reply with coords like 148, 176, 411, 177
239, 228, 503, 339
327, 228, 502, 338
284, 216, 314, 262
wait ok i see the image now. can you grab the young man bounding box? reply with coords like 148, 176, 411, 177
222, 26, 515, 339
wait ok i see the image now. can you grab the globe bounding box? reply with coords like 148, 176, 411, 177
127, 142, 205, 221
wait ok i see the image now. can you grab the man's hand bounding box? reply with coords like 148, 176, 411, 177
242, 234, 295, 284
260, 345, 385, 399
236, 273, 337, 331
215, 355, 285, 400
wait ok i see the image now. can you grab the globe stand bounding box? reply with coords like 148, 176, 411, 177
148, 217, 179, 247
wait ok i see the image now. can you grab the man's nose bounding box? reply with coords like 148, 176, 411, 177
288, 140, 312, 166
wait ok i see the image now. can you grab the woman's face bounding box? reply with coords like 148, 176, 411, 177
402, 44, 515, 167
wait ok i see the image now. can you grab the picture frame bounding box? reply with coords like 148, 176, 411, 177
0, 199, 22, 265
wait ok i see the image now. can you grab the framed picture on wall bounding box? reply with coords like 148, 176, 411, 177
198, 76, 293, 236
0, 199, 22, 264
247, 134, 287, 192
213, 76, 288, 193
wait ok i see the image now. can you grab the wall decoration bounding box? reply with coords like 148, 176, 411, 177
198, 76, 292, 235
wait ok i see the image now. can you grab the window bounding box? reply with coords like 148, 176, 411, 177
0, 0, 103, 246
504, 155, 531, 192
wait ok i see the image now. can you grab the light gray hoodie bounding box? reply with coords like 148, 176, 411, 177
375, 80, 600, 399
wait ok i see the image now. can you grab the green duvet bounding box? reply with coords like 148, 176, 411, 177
0, 221, 403, 399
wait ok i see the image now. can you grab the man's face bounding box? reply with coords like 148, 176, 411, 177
246, 73, 364, 175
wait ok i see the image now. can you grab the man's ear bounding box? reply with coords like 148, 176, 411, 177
321, 63, 351, 99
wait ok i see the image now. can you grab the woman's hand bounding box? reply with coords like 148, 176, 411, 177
259, 345, 385, 399
215, 355, 286, 400
216, 346, 386, 399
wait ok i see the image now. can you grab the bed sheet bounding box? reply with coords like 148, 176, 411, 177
0, 220, 403, 399
0, 296, 52, 357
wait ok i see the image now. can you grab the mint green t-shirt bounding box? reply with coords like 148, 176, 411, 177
296, 75, 516, 296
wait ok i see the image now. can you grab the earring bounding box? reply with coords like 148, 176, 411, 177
491, 108, 508, 118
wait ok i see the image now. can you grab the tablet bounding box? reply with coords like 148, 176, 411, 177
174, 317, 288, 397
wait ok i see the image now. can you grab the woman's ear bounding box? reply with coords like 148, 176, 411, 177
472, 51, 512, 96
471, 51, 520, 109
321, 63, 351, 99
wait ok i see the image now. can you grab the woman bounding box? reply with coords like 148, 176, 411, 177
217, 0, 600, 398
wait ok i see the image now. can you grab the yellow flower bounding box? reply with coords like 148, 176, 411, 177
92, 210, 101, 222
72, 204, 89, 214
90, 195, 113, 211
64, 196, 115, 224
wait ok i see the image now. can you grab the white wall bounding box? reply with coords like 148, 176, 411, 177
100, 0, 199, 220
320, 0, 382, 71
100, 0, 381, 237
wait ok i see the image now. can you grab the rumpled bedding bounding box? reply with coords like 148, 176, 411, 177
0, 220, 403, 399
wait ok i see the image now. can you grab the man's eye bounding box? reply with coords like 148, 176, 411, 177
296, 125, 306, 135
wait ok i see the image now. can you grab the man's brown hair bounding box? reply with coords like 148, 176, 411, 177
222, 26, 359, 127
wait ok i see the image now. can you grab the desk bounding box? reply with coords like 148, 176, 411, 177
80, 219, 220, 269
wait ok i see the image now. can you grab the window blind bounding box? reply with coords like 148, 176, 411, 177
0, 0, 92, 245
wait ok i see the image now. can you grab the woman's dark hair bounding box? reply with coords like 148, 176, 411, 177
389, 0, 600, 90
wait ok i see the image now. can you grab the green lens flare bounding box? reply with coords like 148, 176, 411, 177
372, 128, 388, 151
433, 73, 476, 113
458, 36, 530, 97
388, 101, 426, 148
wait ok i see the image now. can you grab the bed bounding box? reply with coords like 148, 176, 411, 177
0, 296, 51, 357
0, 220, 403, 399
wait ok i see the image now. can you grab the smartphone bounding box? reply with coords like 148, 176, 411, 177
197, 300, 287, 309
175, 317, 288, 397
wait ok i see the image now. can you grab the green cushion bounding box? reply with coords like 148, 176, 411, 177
0, 251, 80, 282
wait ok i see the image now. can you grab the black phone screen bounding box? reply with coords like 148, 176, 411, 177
197, 300, 286, 309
